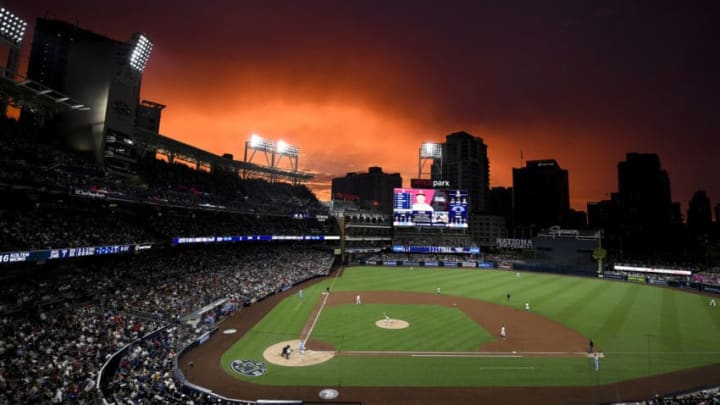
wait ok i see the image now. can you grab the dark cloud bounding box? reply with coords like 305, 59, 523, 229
11, 0, 720, 212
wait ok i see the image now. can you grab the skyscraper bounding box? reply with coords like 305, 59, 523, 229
331, 167, 402, 214
512, 159, 570, 233
687, 190, 712, 233
616, 153, 673, 231
431, 131, 489, 214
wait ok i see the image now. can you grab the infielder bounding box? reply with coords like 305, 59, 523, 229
500, 324, 506, 339
356, 295, 361, 304
525, 302, 530, 311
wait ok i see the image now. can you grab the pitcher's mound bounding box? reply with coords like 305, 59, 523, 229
376, 319, 410, 329
263, 340, 335, 367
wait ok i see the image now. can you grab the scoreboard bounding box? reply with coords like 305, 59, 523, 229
393, 188, 468, 228
393, 190, 414, 210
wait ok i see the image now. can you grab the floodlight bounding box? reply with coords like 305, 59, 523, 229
276, 140, 298, 157
243, 134, 302, 182
250, 133, 264, 148
421, 142, 442, 159
0, 7, 28, 45
129, 34, 153, 72
248, 133, 276, 152
288, 145, 299, 157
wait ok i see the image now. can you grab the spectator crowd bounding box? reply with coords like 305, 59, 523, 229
0, 243, 334, 404
0, 192, 332, 252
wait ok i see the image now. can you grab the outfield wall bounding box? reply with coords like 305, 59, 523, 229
357, 259, 720, 295
360, 259, 493, 268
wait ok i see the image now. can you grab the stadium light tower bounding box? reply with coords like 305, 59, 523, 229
0, 6, 27, 115
275, 140, 299, 158
273, 139, 299, 182
419, 142, 442, 179
244, 134, 301, 183
245, 133, 274, 166
0, 7, 27, 46
129, 33, 153, 73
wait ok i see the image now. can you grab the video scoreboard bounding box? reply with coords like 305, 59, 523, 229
393, 188, 468, 228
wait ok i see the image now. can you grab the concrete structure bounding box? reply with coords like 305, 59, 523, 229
688, 190, 712, 233
431, 131, 489, 214
25, 18, 145, 170
21, 17, 313, 184
513, 159, 570, 234
470, 213, 506, 247
332, 167, 401, 214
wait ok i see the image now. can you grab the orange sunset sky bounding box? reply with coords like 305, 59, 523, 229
9, 0, 720, 214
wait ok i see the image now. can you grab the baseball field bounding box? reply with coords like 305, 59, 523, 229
181, 266, 720, 404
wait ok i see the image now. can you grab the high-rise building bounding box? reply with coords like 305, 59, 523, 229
566, 209, 587, 229
616, 153, 673, 231
24, 18, 152, 172
687, 190, 712, 233
512, 159, 570, 233
469, 213, 506, 247
331, 167, 401, 214
431, 131, 489, 214
489, 186, 513, 233
587, 199, 617, 229
589, 152, 681, 260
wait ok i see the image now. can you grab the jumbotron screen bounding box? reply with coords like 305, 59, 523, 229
393, 188, 468, 228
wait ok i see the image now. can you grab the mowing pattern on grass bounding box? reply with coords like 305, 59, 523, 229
309, 302, 493, 351
180, 267, 720, 404
318, 291, 589, 354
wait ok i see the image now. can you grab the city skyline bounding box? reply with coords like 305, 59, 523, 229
8, 0, 720, 214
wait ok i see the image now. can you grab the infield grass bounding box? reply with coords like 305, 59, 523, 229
312, 303, 492, 351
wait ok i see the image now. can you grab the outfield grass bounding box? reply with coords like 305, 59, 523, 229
221, 267, 720, 387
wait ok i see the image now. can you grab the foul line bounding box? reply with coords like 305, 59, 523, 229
300, 267, 343, 345
341, 350, 599, 358
473, 366, 536, 370
301, 292, 329, 345
413, 354, 523, 358
608, 351, 720, 355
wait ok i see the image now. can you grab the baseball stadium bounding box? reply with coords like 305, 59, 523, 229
1, 4, 720, 405
179, 263, 720, 404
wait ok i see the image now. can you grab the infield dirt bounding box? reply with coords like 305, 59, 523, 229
180, 275, 720, 404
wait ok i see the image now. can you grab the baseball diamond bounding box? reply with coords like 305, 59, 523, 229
180, 266, 720, 404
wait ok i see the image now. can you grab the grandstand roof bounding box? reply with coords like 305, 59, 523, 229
0, 66, 90, 115
133, 128, 314, 183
